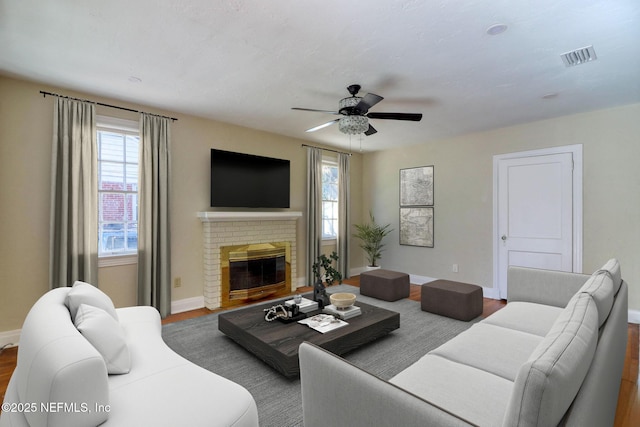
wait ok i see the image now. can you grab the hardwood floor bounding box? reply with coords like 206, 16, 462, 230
1, 277, 638, 425
0, 345, 17, 405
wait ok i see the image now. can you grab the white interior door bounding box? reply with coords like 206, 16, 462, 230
496, 150, 577, 299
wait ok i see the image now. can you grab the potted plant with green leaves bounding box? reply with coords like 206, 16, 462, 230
312, 251, 342, 307
353, 212, 393, 269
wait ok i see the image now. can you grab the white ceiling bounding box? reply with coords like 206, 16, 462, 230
1, 0, 639, 152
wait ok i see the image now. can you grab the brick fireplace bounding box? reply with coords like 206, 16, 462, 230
197, 211, 302, 309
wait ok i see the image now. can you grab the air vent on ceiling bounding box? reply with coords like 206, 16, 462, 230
561, 45, 597, 67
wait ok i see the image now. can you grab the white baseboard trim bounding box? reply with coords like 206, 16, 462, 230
628, 309, 640, 324
171, 296, 205, 315
409, 274, 437, 285
349, 267, 437, 285
296, 276, 307, 289
482, 286, 501, 300
350, 267, 366, 277
0, 329, 21, 349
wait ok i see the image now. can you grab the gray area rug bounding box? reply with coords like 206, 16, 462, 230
162, 285, 475, 427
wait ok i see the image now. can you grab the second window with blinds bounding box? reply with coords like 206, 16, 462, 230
321, 161, 339, 240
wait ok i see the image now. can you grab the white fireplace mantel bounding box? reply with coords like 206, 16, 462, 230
197, 211, 302, 222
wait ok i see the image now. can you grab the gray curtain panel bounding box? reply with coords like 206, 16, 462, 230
49, 98, 98, 289
306, 147, 322, 285
337, 153, 350, 278
138, 114, 171, 317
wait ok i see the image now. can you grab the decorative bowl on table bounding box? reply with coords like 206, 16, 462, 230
329, 292, 356, 310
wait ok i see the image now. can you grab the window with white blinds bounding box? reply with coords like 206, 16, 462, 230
321, 161, 339, 239
97, 117, 139, 256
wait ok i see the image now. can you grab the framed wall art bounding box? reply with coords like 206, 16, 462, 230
399, 207, 434, 247
400, 165, 434, 207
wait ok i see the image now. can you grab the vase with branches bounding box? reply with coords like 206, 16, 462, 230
353, 212, 393, 268
311, 251, 342, 307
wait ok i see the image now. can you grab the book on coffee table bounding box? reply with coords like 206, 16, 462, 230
284, 297, 318, 313
298, 314, 348, 334
323, 304, 362, 320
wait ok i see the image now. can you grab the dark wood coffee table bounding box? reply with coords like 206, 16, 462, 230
218, 293, 400, 378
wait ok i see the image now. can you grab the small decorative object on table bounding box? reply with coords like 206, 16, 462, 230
324, 292, 360, 320
329, 292, 356, 309
263, 304, 288, 322
285, 296, 318, 313
312, 252, 343, 309
263, 304, 307, 323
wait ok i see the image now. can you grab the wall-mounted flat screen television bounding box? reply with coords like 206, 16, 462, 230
210, 149, 290, 208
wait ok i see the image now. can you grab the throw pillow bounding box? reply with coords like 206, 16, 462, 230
597, 258, 622, 294
579, 270, 614, 327
66, 281, 119, 322
74, 303, 131, 374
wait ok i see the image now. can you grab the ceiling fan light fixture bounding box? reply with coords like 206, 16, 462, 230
292, 84, 421, 137
339, 115, 368, 135
339, 96, 361, 114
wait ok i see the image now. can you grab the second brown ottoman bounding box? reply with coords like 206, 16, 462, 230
421, 280, 483, 321
360, 269, 410, 302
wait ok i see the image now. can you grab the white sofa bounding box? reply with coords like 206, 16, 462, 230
300, 259, 628, 427
0, 283, 259, 427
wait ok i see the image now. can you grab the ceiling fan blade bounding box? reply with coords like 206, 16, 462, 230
364, 124, 378, 136
292, 107, 340, 115
367, 112, 423, 121
306, 119, 340, 133
353, 93, 384, 114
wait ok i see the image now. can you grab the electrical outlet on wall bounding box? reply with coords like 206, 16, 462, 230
452, 264, 459, 273
174, 277, 182, 288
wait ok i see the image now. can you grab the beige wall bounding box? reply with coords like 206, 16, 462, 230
0, 78, 52, 332
0, 75, 363, 332
362, 103, 640, 313
2, 73, 636, 334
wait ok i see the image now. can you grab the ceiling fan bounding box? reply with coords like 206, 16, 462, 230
292, 84, 422, 136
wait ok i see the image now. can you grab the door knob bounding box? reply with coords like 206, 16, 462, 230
501, 235, 507, 241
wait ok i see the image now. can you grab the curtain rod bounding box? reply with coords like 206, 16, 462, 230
301, 143, 352, 156
39, 91, 178, 122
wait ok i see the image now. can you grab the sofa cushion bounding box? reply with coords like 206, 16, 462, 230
109, 307, 189, 389
429, 323, 543, 381
104, 364, 259, 427
578, 269, 614, 327
502, 292, 598, 427
597, 258, 622, 294
390, 354, 514, 427
481, 301, 563, 337
66, 281, 118, 321
74, 304, 131, 374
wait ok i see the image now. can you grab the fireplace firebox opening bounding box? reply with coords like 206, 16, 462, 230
221, 242, 291, 307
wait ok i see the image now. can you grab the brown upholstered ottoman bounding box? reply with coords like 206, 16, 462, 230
421, 280, 483, 321
360, 269, 410, 302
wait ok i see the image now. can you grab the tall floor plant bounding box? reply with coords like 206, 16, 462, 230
353, 212, 392, 268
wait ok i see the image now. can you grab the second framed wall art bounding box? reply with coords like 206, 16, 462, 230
399, 207, 434, 247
